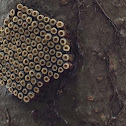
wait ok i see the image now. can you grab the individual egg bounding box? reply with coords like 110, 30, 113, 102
17, 4, 23, 10
37, 15, 44, 21
56, 21, 64, 28
23, 96, 30, 103
9, 9, 15, 17
22, 6, 28, 13
32, 10, 39, 17
50, 18, 57, 26
53, 73, 59, 79
43, 76, 50, 83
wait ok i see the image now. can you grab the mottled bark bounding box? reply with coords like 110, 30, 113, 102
0, 0, 126, 126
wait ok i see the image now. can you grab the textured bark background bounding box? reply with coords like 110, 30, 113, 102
0, 0, 126, 126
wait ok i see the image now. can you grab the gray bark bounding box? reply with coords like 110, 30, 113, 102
0, 0, 126, 126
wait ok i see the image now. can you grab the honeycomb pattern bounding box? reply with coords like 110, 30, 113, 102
0, 4, 73, 103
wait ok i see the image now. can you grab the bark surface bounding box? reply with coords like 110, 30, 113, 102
0, 0, 126, 126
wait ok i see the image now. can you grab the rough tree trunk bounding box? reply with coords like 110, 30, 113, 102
0, 0, 126, 126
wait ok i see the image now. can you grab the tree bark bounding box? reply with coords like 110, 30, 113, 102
0, 0, 126, 126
